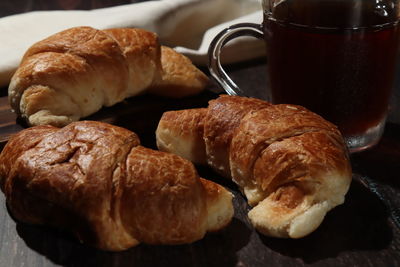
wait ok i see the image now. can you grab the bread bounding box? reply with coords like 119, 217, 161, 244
156, 95, 352, 238
147, 46, 209, 98
0, 121, 233, 251
156, 108, 208, 166
8, 26, 209, 127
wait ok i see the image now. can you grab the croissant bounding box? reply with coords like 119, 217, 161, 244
156, 95, 352, 238
8, 26, 209, 127
0, 121, 233, 251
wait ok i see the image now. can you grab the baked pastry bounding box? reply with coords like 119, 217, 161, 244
0, 121, 233, 251
8, 26, 209, 127
156, 95, 352, 238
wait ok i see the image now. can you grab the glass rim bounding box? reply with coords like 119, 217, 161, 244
264, 11, 400, 31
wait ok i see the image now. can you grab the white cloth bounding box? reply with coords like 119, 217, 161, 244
0, 0, 265, 87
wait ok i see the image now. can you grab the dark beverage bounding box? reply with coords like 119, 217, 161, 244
264, 0, 400, 137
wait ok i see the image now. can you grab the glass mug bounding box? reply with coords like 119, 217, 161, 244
208, 0, 400, 153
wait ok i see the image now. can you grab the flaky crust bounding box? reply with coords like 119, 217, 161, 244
0, 121, 233, 251
148, 46, 209, 98
203, 95, 271, 178
156, 95, 352, 238
103, 28, 161, 98
229, 104, 346, 204
9, 26, 208, 127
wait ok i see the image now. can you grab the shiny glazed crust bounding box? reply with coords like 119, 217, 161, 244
8, 26, 208, 127
203, 95, 271, 177
0, 121, 233, 251
156, 95, 352, 238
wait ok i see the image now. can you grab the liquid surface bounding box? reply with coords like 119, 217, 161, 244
269, 0, 399, 29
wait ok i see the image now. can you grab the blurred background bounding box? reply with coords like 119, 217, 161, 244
0, 0, 152, 17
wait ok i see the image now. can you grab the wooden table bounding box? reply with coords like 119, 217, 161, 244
1, 2, 400, 267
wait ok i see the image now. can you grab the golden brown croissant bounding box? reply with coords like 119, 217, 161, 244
8, 26, 209, 127
0, 121, 233, 251
156, 95, 352, 238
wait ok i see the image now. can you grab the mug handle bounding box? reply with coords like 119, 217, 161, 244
208, 23, 264, 96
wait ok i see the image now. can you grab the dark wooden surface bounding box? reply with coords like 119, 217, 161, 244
1, 1, 400, 267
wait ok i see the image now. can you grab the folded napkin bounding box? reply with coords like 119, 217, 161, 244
0, 0, 265, 87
